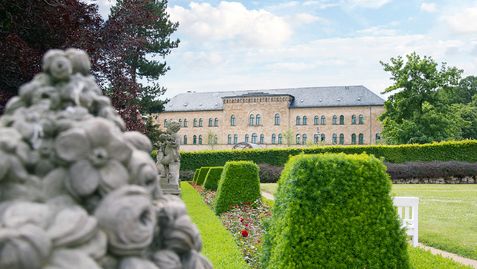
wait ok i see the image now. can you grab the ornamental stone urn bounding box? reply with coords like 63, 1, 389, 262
0, 49, 212, 269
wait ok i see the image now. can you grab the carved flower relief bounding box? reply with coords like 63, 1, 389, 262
0, 128, 32, 183
128, 150, 161, 198
54, 118, 132, 198
94, 186, 156, 256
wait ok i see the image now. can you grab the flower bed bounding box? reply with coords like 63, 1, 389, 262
191, 183, 271, 269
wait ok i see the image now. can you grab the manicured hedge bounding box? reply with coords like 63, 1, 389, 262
262, 153, 409, 268
203, 167, 223, 190
196, 167, 211, 185
214, 161, 261, 215
192, 169, 200, 182
180, 140, 477, 171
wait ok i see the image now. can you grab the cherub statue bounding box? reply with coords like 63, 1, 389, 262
156, 121, 181, 185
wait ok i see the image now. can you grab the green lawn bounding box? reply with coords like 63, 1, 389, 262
392, 184, 477, 260
181, 182, 249, 269
261, 183, 477, 266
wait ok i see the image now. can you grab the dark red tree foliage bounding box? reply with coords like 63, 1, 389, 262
0, 0, 178, 132
0, 0, 102, 111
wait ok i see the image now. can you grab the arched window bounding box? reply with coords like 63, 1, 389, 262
251, 133, 257, 144
214, 135, 218, 144
339, 133, 344, 144
208, 118, 213, 127
178, 119, 182, 126
332, 115, 337, 125
351, 115, 357, 125
249, 114, 254, 126
339, 115, 344, 125
193, 118, 197, 127
227, 134, 232, 144
260, 134, 264, 144
314, 116, 319, 125
230, 115, 236, 126
296, 134, 301, 145
274, 113, 280, 125
359, 114, 364, 124
314, 134, 319, 144
198, 135, 202, 144
199, 118, 203, 127
245, 134, 249, 143
359, 133, 364, 144
234, 134, 238, 144
256, 114, 261, 125
183, 119, 188, 127
302, 134, 307, 144
351, 133, 357, 144
278, 134, 283, 144
183, 135, 188, 145
272, 134, 276, 144
321, 115, 326, 125
376, 133, 381, 143
332, 133, 337, 144
302, 116, 307, 125
214, 118, 219, 127
193, 135, 197, 144
296, 116, 301, 125
164, 119, 168, 127
320, 133, 325, 142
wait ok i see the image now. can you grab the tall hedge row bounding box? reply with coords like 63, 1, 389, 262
214, 161, 261, 215
179, 140, 477, 171
261, 153, 409, 268
203, 166, 223, 190
192, 168, 200, 182
196, 167, 211, 185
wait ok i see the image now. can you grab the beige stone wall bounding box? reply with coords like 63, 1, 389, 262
153, 101, 384, 151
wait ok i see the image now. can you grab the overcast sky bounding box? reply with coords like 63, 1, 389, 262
92, 0, 477, 99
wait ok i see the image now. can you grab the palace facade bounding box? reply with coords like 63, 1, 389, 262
154, 86, 385, 151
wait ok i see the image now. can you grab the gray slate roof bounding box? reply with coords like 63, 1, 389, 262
164, 86, 384, 112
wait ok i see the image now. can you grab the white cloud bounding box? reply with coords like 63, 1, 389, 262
168, 1, 292, 48
293, 13, 328, 24
420, 2, 437, 13
299, 0, 390, 9
442, 5, 477, 34
347, 0, 392, 9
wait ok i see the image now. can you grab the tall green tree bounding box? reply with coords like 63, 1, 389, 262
379, 52, 464, 144
103, 0, 179, 130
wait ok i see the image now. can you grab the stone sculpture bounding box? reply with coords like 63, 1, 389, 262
0, 48, 212, 269
156, 121, 181, 195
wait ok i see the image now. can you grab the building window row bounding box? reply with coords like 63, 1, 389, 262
208, 118, 219, 127
249, 114, 262, 126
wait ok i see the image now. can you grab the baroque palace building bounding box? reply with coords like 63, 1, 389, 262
154, 86, 385, 151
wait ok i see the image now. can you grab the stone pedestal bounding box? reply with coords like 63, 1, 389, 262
160, 162, 181, 195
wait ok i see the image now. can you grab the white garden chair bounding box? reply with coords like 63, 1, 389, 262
393, 197, 419, 247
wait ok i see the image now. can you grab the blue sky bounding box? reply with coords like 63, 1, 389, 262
93, 0, 477, 99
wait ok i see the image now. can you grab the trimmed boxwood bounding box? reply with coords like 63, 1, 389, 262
180, 140, 477, 171
214, 161, 261, 215
192, 168, 200, 183
203, 166, 223, 190
262, 153, 410, 269
196, 167, 211, 185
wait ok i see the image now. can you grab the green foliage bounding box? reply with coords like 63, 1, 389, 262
408, 246, 473, 269
196, 167, 211, 185
379, 53, 476, 144
181, 182, 249, 269
192, 169, 200, 183
144, 116, 162, 147
262, 153, 409, 269
203, 167, 223, 190
214, 161, 261, 215
180, 140, 477, 171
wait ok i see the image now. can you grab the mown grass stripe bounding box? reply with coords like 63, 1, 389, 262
181, 182, 249, 269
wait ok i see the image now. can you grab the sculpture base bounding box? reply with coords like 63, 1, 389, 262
160, 181, 181, 196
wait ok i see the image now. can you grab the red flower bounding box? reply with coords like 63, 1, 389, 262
245, 223, 249, 227
239, 217, 244, 223
241, 229, 249, 237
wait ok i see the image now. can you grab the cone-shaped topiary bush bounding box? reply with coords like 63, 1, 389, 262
214, 161, 261, 214
196, 167, 211, 185
203, 166, 223, 190
262, 153, 410, 269
192, 168, 200, 183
